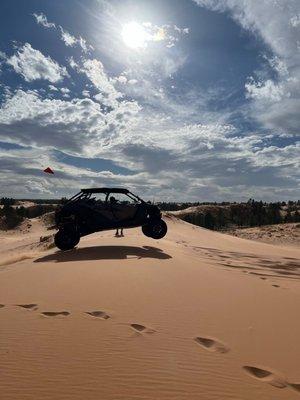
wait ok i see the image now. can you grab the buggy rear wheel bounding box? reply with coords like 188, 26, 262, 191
142, 219, 167, 239
54, 228, 80, 251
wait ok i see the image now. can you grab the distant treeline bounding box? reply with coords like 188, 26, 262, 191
1, 197, 300, 231
163, 199, 300, 230
158, 199, 300, 211
2, 198, 63, 205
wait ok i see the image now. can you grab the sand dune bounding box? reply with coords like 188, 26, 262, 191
226, 222, 300, 247
0, 215, 300, 399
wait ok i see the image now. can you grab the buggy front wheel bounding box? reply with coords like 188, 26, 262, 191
54, 228, 80, 251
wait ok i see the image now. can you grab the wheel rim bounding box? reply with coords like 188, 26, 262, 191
153, 224, 163, 235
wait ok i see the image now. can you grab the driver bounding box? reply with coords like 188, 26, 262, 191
110, 196, 117, 204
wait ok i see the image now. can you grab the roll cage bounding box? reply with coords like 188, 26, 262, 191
65, 188, 146, 205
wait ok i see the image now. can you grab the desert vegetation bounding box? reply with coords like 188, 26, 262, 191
1, 197, 299, 232
0, 197, 57, 229
164, 199, 300, 230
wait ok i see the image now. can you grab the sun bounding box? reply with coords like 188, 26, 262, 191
121, 22, 148, 49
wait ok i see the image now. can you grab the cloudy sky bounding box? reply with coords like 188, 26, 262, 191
0, 0, 299, 201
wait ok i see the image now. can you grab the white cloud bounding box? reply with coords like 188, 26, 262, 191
194, 0, 300, 136
60, 87, 70, 98
194, 1, 299, 58
48, 84, 58, 91
290, 14, 300, 28
118, 116, 299, 200
78, 37, 91, 53
114, 75, 127, 84
67, 56, 79, 70
33, 13, 93, 53
60, 28, 77, 46
0, 94, 298, 200
249, 143, 300, 169
0, 89, 140, 156
139, 22, 189, 48
59, 28, 92, 52
174, 25, 189, 34
266, 56, 289, 77
60, 87, 70, 94
33, 12, 56, 29
245, 79, 286, 102
81, 59, 122, 106
7, 43, 68, 83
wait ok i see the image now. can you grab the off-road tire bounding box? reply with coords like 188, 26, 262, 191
142, 219, 167, 239
54, 228, 80, 251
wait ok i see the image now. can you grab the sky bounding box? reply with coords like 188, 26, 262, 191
0, 0, 299, 201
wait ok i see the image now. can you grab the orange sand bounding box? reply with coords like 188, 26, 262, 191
0, 215, 300, 399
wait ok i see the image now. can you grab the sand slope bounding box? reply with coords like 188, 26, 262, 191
226, 222, 300, 247
1, 215, 300, 400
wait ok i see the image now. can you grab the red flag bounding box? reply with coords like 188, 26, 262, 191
43, 167, 54, 174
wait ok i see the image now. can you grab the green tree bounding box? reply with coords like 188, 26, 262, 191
285, 210, 292, 223
1, 197, 15, 207
2, 206, 23, 229
294, 210, 300, 223
204, 212, 215, 230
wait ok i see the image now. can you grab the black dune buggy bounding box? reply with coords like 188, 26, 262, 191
54, 187, 167, 250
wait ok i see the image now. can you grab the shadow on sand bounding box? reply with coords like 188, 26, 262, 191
34, 245, 172, 263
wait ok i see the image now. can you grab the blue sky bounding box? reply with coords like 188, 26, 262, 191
0, 0, 299, 200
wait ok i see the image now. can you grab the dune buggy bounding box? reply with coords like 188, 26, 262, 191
54, 187, 167, 250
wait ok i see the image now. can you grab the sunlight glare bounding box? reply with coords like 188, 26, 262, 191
122, 22, 148, 49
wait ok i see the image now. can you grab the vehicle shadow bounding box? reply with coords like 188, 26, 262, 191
34, 245, 172, 263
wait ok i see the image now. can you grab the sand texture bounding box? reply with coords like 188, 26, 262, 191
1, 214, 300, 400
226, 222, 300, 247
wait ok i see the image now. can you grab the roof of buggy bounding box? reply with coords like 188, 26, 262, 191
81, 187, 129, 194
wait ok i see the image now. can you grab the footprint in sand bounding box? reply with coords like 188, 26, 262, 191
243, 366, 287, 389
85, 311, 110, 320
130, 323, 156, 334
194, 336, 229, 354
41, 311, 70, 317
17, 303, 38, 310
